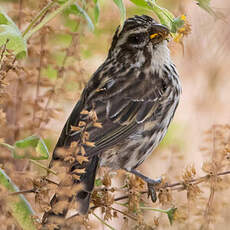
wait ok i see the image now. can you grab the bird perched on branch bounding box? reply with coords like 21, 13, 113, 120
43, 15, 181, 225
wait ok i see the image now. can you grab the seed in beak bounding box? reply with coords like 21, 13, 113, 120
150, 33, 159, 39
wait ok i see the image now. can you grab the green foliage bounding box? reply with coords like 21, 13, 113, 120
95, 178, 103, 186
0, 9, 27, 58
167, 207, 177, 225
42, 65, 58, 79
0, 169, 36, 230
129, 0, 152, 9
93, 0, 100, 23
140, 206, 177, 225
159, 122, 185, 150
195, 0, 216, 16
68, 3, 95, 31
113, 0, 126, 25
1, 135, 49, 160
23, 0, 77, 40
129, 0, 185, 33
171, 15, 185, 33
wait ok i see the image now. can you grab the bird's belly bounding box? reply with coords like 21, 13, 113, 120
99, 127, 167, 171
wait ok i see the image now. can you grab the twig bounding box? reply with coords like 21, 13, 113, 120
18, 0, 23, 29
109, 206, 137, 221
24, 0, 76, 40
113, 170, 230, 202
4, 57, 17, 76
29, 159, 57, 175
44, 178, 59, 185
22, 0, 56, 38
10, 189, 35, 195
92, 212, 115, 230
32, 32, 46, 126
0, 39, 9, 69
200, 127, 217, 230
91, 204, 137, 221
39, 27, 79, 130
13, 78, 23, 141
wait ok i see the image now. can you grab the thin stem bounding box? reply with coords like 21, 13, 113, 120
10, 189, 35, 195
91, 204, 137, 221
22, 0, 56, 37
114, 202, 127, 207
113, 170, 230, 203
0, 39, 9, 71
109, 206, 137, 221
0, 142, 15, 151
38, 26, 79, 130
24, 0, 76, 40
140, 206, 168, 214
92, 212, 116, 230
29, 159, 57, 175
200, 126, 217, 230
13, 78, 23, 141
44, 178, 59, 185
32, 33, 45, 126
3, 57, 16, 77
18, 0, 23, 29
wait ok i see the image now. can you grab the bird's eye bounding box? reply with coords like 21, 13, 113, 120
127, 33, 144, 44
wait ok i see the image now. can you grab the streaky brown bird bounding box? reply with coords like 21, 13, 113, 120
43, 15, 181, 225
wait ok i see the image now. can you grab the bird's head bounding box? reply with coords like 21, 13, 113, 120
109, 15, 170, 56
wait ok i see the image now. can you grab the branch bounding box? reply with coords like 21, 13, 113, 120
38, 26, 79, 131
92, 212, 115, 230
112, 170, 230, 202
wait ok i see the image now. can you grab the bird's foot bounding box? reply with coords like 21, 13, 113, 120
128, 169, 161, 203
146, 177, 161, 202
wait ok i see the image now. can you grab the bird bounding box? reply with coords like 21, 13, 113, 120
42, 14, 181, 225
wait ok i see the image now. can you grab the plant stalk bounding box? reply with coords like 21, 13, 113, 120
24, 0, 76, 40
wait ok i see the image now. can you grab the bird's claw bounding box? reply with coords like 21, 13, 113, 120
146, 177, 162, 203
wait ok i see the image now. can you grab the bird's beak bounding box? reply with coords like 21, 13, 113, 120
149, 24, 170, 40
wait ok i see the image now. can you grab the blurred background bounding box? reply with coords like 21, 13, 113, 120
1, 0, 230, 229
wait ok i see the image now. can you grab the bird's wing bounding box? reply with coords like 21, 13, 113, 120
54, 66, 173, 156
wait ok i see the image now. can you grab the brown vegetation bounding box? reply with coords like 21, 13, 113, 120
1, 0, 230, 229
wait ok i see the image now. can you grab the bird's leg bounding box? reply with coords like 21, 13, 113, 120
128, 169, 161, 203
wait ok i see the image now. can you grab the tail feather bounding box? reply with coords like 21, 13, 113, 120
42, 155, 99, 227
75, 155, 99, 214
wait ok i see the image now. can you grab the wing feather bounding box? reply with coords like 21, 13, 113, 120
53, 66, 170, 158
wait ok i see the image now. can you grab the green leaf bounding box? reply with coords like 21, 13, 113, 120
167, 207, 177, 225
14, 135, 49, 160
35, 138, 49, 158
15, 135, 38, 148
93, 0, 100, 23
129, 0, 152, 9
129, 0, 176, 31
69, 3, 95, 31
42, 65, 58, 79
95, 178, 102, 186
0, 168, 36, 230
58, 0, 69, 3
195, 0, 216, 16
0, 135, 50, 160
171, 16, 185, 33
140, 206, 177, 225
147, 0, 174, 29
0, 9, 27, 58
113, 0, 126, 25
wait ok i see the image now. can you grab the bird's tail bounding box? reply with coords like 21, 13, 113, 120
74, 155, 99, 214
42, 155, 99, 227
